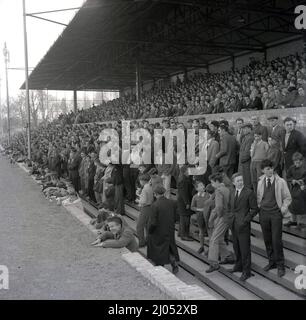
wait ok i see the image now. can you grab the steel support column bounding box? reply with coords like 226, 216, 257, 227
3, 43, 11, 146
231, 55, 235, 70
303, 31, 306, 64
22, 0, 31, 160
136, 59, 141, 102
73, 90, 78, 113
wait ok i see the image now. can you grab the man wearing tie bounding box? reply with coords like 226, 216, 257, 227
234, 118, 244, 145
257, 159, 292, 277
229, 173, 258, 281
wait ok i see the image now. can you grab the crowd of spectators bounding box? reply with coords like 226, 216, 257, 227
2, 52, 306, 280
55, 53, 306, 125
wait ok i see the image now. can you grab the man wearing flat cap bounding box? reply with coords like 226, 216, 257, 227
267, 115, 285, 144
147, 185, 180, 274
238, 123, 254, 189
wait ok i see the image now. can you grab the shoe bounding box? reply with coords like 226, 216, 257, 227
229, 266, 243, 273
181, 236, 194, 241
284, 221, 297, 227
219, 257, 235, 265
263, 262, 277, 272
240, 273, 252, 282
197, 246, 204, 254
277, 267, 286, 278
206, 265, 220, 273
171, 262, 179, 274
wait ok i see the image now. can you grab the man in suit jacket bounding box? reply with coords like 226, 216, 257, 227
215, 124, 238, 178
267, 116, 285, 144
234, 118, 244, 146
207, 129, 220, 170
281, 117, 306, 173
147, 185, 180, 274
238, 123, 254, 189
177, 166, 193, 240
229, 173, 258, 281
251, 115, 269, 142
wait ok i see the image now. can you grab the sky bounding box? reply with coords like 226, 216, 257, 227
0, 0, 88, 102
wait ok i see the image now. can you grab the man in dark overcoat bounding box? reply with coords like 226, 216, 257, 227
147, 186, 180, 274
238, 123, 254, 189
281, 117, 306, 174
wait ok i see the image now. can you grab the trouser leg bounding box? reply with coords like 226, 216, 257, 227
123, 166, 133, 201
136, 207, 150, 246
259, 211, 274, 264
163, 175, 171, 199
231, 223, 242, 269
238, 225, 252, 274
208, 217, 230, 265
180, 215, 190, 238
95, 192, 102, 204
114, 184, 125, 215
271, 212, 284, 268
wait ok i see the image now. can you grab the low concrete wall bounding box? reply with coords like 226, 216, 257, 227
83, 107, 306, 135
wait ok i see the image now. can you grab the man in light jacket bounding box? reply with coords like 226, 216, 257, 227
257, 159, 292, 277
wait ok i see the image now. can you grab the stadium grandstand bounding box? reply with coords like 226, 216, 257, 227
2, 0, 306, 301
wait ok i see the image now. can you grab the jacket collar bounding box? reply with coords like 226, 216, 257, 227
258, 173, 280, 182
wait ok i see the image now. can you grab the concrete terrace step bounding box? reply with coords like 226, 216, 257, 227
81, 198, 260, 300
251, 221, 306, 256
124, 214, 260, 300
128, 200, 306, 271
176, 235, 303, 300
253, 216, 306, 240
80, 198, 305, 299
171, 187, 306, 240
127, 201, 306, 270
125, 205, 306, 299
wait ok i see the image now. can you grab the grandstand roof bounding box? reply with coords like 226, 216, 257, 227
22, 0, 304, 91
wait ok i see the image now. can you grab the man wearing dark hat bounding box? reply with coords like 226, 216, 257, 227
281, 117, 306, 174
209, 120, 220, 142
238, 123, 254, 189
215, 123, 238, 178
267, 116, 285, 144
147, 185, 180, 274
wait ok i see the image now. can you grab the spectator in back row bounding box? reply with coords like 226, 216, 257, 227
281, 117, 306, 174
285, 152, 306, 228
215, 124, 237, 178
250, 130, 269, 191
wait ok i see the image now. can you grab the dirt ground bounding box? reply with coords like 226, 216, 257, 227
0, 156, 169, 300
